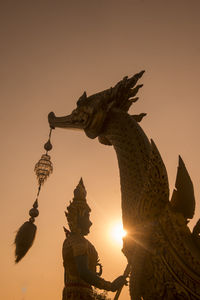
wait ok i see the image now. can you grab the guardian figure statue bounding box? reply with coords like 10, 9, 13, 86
62, 178, 126, 300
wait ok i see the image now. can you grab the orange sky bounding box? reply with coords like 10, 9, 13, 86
1, 1, 200, 299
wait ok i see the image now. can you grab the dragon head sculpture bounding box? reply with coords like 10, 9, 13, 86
48, 70, 146, 139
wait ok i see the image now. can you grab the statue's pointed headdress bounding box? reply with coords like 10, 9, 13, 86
65, 178, 91, 233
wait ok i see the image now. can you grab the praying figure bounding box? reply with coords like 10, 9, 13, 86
62, 178, 126, 300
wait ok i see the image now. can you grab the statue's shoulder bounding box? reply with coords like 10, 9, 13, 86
84, 237, 98, 260
63, 234, 89, 256
84, 237, 96, 250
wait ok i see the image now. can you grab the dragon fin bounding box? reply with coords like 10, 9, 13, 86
170, 156, 195, 219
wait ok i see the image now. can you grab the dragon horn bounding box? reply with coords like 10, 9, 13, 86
131, 113, 147, 122
130, 97, 139, 103
129, 84, 143, 98
122, 98, 139, 112
77, 91, 87, 105
126, 70, 145, 89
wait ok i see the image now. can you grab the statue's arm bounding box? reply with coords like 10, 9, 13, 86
75, 254, 126, 291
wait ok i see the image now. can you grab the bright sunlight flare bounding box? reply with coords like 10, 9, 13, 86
109, 221, 127, 245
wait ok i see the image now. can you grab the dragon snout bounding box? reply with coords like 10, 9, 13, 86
47, 110, 89, 130
48, 112, 56, 129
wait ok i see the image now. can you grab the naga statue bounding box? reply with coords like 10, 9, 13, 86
48, 71, 200, 299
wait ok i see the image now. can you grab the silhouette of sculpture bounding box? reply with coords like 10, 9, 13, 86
62, 178, 126, 300
49, 71, 200, 299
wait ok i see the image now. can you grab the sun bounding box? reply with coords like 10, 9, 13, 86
110, 221, 127, 245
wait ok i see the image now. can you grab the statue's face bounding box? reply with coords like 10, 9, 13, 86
78, 212, 92, 236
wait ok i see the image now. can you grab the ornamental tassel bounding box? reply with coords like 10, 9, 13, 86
14, 129, 53, 263
14, 221, 37, 263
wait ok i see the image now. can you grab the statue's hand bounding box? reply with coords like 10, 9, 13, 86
110, 275, 128, 292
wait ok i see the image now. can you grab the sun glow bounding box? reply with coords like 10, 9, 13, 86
110, 221, 127, 245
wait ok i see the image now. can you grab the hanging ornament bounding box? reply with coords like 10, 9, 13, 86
14, 128, 53, 263
34, 154, 53, 185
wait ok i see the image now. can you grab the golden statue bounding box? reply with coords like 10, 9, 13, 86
49, 71, 200, 299
62, 178, 126, 300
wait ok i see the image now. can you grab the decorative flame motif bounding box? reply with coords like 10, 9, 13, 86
34, 154, 53, 185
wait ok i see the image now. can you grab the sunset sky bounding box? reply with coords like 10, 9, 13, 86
1, 1, 200, 299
